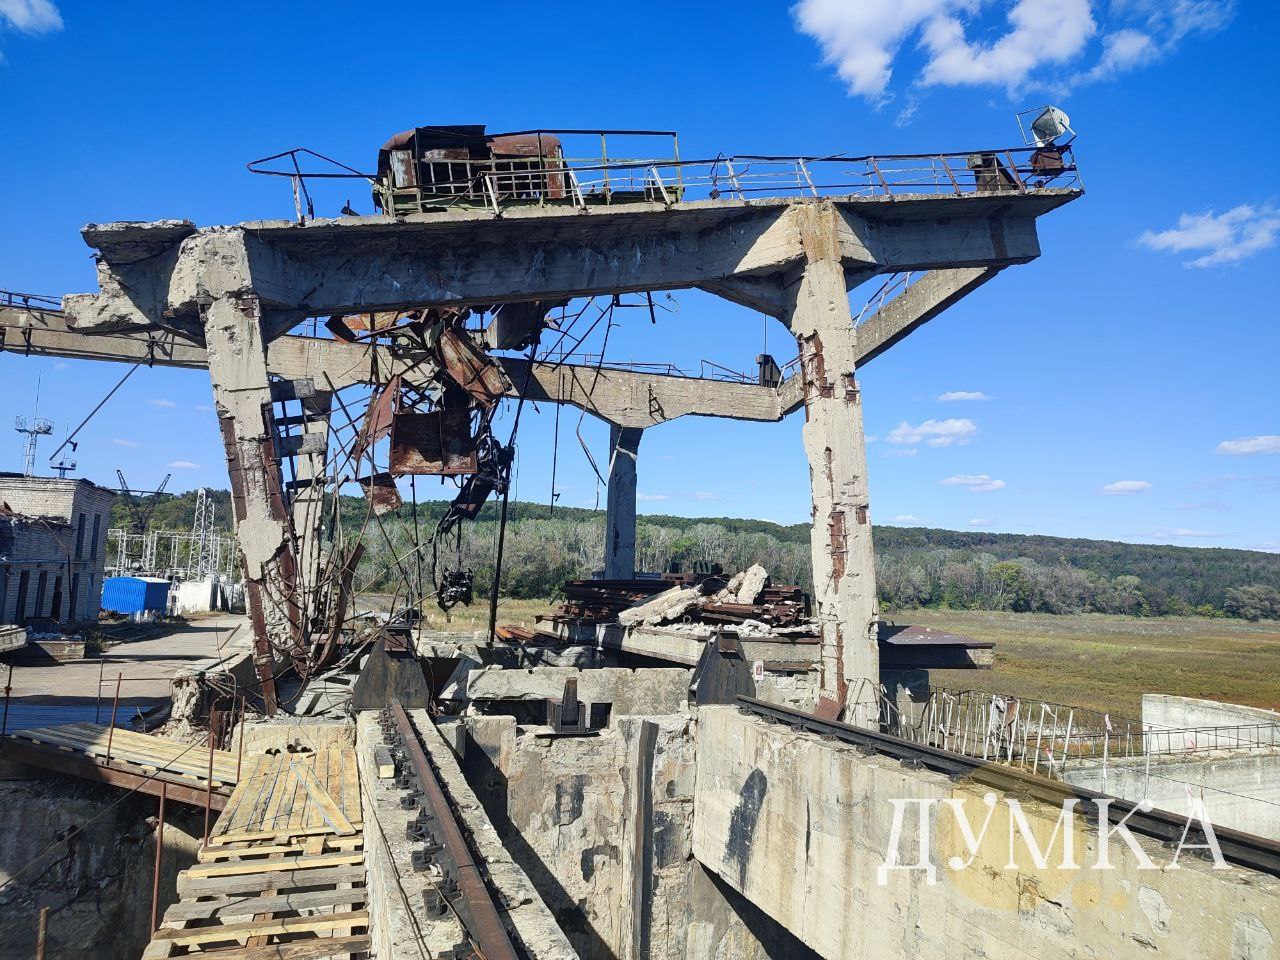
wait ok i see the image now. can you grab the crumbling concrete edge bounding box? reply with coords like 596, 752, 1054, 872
408, 707, 580, 960
357, 712, 467, 960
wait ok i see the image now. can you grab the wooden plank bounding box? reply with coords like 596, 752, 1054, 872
0, 737, 229, 809
176, 864, 365, 898
372, 745, 395, 779
230, 753, 284, 843
216, 753, 269, 837
162, 935, 370, 960
152, 909, 368, 945
198, 836, 363, 862
185, 851, 363, 878
289, 756, 355, 836
341, 749, 360, 820
36, 724, 241, 776
16, 726, 237, 783
163, 888, 368, 923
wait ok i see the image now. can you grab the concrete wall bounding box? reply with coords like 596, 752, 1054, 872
458, 712, 693, 960
693, 705, 1280, 960
1144, 694, 1280, 734
1066, 750, 1280, 842
0, 775, 200, 960
456, 706, 813, 960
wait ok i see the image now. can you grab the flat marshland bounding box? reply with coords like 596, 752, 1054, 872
912, 609, 1280, 720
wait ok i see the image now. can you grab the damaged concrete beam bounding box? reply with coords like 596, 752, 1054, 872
65, 192, 1072, 330
854, 266, 1001, 366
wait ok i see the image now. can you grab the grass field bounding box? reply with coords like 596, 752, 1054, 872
906, 609, 1280, 721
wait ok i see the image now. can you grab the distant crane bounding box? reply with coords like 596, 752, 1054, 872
116, 469, 171, 534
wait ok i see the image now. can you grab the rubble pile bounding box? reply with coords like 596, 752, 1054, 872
543, 565, 814, 633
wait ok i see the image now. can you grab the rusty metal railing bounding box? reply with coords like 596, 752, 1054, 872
249, 139, 1081, 221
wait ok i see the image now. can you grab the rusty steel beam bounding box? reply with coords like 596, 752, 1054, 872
389, 701, 520, 960
0, 739, 230, 810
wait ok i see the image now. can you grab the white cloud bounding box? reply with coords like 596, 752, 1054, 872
1102, 479, 1152, 495
792, 0, 1232, 103
637, 493, 670, 502
53, 361, 68, 370
1139, 205, 1280, 268
891, 514, 923, 523
1172, 528, 1221, 538
195, 404, 214, 413
148, 398, 176, 408
942, 473, 1006, 492
884, 447, 919, 458
0, 0, 62, 34
920, 0, 1097, 91
1075, 27, 1157, 82
112, 438, 140, 448
168, 460, 200, 469
937, 391, 989, 402
969, 517, 995, 527
887, 418, 977, 447
1216, 435, 1280, 456
692, 491, 724, 502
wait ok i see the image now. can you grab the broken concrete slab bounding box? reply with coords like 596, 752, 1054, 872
617, 586, 704, 627
465, 666, 691, 716
735, 565, 768, 605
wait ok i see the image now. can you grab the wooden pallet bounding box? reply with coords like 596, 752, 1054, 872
144, 752, 368, 960
7, 722, 239, 790
210, 749, 362, 846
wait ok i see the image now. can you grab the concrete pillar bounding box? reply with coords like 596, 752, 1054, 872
204, 293, 300, 714
786, 203, 879, 725
604, 425, 643, 580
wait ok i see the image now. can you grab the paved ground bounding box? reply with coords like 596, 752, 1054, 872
3, 613, 250, 730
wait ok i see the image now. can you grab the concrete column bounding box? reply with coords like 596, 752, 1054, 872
604, 425, 643, 580
787, 203, 879, 725
204, 293, 299, 714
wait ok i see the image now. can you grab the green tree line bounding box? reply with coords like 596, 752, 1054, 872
117, 491, 1280, 620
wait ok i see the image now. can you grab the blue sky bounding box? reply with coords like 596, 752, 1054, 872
0, 0, 1276, 551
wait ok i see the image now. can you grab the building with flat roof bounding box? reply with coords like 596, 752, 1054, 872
0, 475, 116, 628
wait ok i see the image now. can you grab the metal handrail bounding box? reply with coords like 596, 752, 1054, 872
247, 141, 1081, 221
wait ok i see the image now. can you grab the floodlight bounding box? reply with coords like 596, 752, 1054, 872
1016, 105, 1075, 147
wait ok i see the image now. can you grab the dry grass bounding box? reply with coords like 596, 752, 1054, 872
413, 597, 555, 635
901, 609, 1280, 720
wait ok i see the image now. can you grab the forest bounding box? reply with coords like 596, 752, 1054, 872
117, 490, 1280, 620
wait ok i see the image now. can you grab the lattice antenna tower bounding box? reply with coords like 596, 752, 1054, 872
14, 376, 53, 476
190, 487, 218, 580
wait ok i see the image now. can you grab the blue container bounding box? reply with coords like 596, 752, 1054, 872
101, 576, 171, 614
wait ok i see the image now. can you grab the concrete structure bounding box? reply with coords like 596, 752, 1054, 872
1067, 749, 1280, 842
1144, 694, 1280, 734
693, 705, 1280, 960
0, 474, 115, 627
37, 174, 1077, 721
